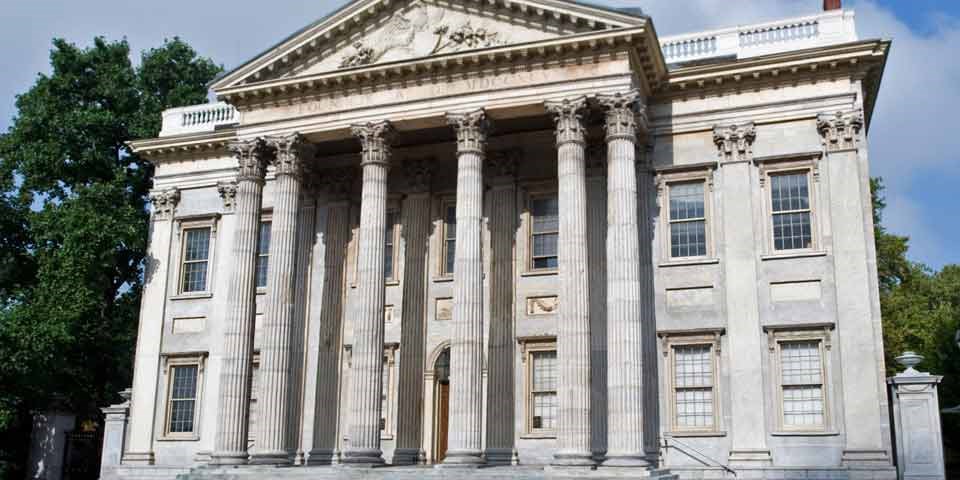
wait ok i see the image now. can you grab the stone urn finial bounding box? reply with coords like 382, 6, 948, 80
896, 351, 924, 375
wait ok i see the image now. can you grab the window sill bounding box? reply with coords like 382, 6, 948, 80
381, 434, 394, 441
385, 280, 400, 287
761, 250, 828, 261
170, 293, 213, 301
771, 430, 838, 437
659, 258, 720, 268
156, 434, 200, 442
666, 431, 727, 438
521, 269, 558, 278
519, 432, 557, 440
432, 276, 454, 284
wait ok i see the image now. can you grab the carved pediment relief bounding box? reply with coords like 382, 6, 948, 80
213, 0, 644, 90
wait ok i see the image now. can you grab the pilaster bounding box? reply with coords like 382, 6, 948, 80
344, 121, 395, 466
442, 109, 490, 467
545, 96, 594, 467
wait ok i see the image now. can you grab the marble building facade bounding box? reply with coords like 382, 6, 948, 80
103, 0, 895, 478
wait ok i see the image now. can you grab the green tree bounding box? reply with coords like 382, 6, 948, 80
0, 36, 220, 478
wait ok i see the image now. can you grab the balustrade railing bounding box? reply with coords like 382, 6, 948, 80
159, 102, 239, 137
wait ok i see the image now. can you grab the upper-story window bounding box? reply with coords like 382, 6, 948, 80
441, 201, 456, 276
255, 221, 271, 289
770, 172, 813, 251
530, 194, 559, 271
385, 210, 399, 281
180, 228, 211, 293
669, 182, 708, 258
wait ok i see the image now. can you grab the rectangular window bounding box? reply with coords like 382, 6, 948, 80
248, 357, 260, 442
779, 340, 825, 429
255, 221, 271, 289
673, 344, 715, 430
530, 350, 558, 432
770, 172, 812, 251
180, 228, 211, 293
381, 356, 389, 432
385, 211, 398, 281
442, 202, 456, 276
167, 364, 199, 434
530, 194, 559, 270
669, 182, 707, 258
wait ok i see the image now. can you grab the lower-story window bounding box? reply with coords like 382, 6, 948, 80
162, 354, 205, 439
659, 330, 723, 434
766, 325, 833, 433
521, 339, 557, 437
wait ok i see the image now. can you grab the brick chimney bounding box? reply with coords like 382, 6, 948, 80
824, 0, 841, 11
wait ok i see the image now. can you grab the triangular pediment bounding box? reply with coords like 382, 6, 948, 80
211, 0, 645, 91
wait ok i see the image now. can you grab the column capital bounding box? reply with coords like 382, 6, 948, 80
817, 110, 864, 152
229, 137, 272, 184
713, 122, 757, 164
597, 90, 646, 142
149, 188, 180, 221
268, 133, 314, 178
217, 181, 238, 213
545, 96, 589, 147
352, 121, 395, 167
403, 158, 433, 193
318, 167, 357, 202
447, 109, 491, 155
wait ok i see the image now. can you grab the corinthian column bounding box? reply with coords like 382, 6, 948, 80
598, 90, 649, 468
442, 109, 490, 467
343, 121, 394, 466
211, 138, 271, 465
545, 97, 594, 467
251, 133, 313, 464
393, 159, 433, 465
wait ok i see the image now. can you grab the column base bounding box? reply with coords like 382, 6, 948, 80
121, 451, 155, 465
306, 448, 337, 466
342, 448, 385, 467
392, 448, 422, 465
248, 451, 292, 465
485, 448, 514, 465
209, 451, 249, 466
552, 450, 597, 467
602, 452, 651, 467
728, 449, 772, 467
437, 448, 485, 468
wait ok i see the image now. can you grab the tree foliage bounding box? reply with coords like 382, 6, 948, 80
0, 36, 220, 478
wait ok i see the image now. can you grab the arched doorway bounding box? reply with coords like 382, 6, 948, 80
433, 347, 450, 463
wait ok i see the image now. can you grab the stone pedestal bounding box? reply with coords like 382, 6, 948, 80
888, 352, 945, 480
100, 389, 132, 477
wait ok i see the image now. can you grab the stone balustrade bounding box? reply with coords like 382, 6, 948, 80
159, 102, 239, 137
660, 9, 856, 64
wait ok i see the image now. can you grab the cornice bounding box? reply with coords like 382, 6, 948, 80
657, 39, 890, 128
218, 26, 664, 108
128, 130, 238, 164
211, 0, 645, 91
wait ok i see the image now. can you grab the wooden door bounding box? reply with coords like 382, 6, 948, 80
436, 382, 450, 462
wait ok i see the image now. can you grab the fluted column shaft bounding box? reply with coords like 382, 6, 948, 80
252, 134, 311, 464
599, 91, 650, 467
546, 97, 594, 466
394, 160, 432, 464
211, 139, 270, 465
290, 192, 317, 464
344, 122, 394, 465
443, 110, 490, 466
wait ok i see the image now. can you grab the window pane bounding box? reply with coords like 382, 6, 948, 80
181, 261, 208, 293
445, 205, 457, 240
533, 392, 557, 430
671, 220, 707, 258
781, 340, 825, 427
532, 351, 557, 391
256, 222, 270, 289
781, 341, 822, 385
385, 212, 396, 279
531, 350, 557, 431
168, 365, 198, 433
773, 212, 812, 251
533, 233, 558, 260
445, 240, 456, 275
783, 385, 824, 426
673, 345, 714, 429
532, 196, 559, 233
771, 173, 810, 213
184, 229, 210, 262
676, 388, 714, 428
670, 183, 705, 221
444, 204, 456, 275
248, 362, 259, 440
381, 358, 389, 431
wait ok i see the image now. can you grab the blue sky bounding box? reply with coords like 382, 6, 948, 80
1, 0, 957, 269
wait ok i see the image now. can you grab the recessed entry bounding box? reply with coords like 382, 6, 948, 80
771, 280, 822, 302
172, 317, 205, 334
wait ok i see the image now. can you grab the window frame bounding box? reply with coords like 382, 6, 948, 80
160, 353, 206, 440
384, 208, 401, 284
438, 198, 457, 278
381, 343, 399, 440
519, 337, 558, 438
659, 330, 723, 435
655, 168, 716, 265
525, 188, 560, 274
759, 157, 822, 255
171, 216, 220, 299
255, 213, 272, 292
765, 325, 834, 433
248, 352, 260, 444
